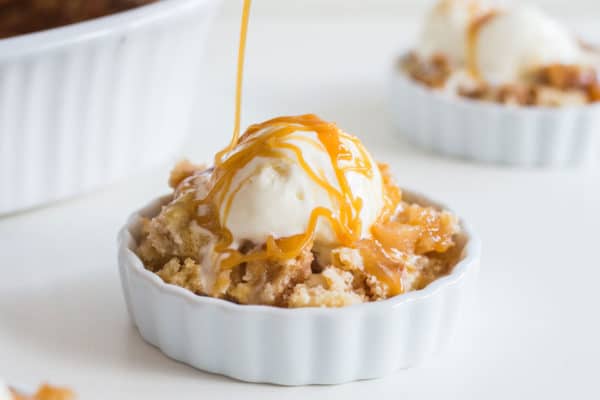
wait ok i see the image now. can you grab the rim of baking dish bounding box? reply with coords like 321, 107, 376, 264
0, 0, 219, 58
392, 57, 600, 115
119, 190, 482, 316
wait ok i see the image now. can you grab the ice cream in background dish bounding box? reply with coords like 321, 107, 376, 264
405, 0, 600, 106
136, 115, 462, 307
470, 6, 582, 84
418, 0, 490, 64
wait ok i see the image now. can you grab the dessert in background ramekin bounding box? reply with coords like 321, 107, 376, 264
118, 115, 481, 384
390, 0, 600, 167
0, 0, 220, 214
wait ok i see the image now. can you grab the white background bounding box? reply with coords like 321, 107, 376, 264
1, 0, 599, 399
219, 0, 600, 19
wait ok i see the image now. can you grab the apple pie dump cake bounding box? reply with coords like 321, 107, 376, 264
402, 0, 600, 107
0, 0, 158, 39
136, 115, 463, 308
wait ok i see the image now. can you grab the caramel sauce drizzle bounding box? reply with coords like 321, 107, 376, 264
466, 11, 500, 80
198, 114, 388, 271
195, 0, 404, 294
216, 0, 253, 163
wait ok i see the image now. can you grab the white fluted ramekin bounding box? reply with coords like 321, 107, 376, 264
390, 69, 600, 167
118, 191, 481, 385
0, 0, 220, 214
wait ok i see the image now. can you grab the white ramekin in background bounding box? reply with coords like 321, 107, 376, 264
0, 0, 221, 214
118, 192, 481, 385
390, 69, 600, 168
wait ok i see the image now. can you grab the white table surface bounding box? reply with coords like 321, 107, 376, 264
1, 14, 599, 400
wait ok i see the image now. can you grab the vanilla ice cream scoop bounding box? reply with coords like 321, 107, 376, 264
472, 6, 582, 84
418, 0, 489, 63
210, 116, 384, 246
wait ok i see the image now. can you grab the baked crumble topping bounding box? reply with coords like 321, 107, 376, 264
136, 161, 463, 308
403, 52, 600, 106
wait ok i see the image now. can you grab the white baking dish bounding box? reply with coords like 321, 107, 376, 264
118, 191, 481, 385
390, 69, 600, 168
0, 0, 220, 214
